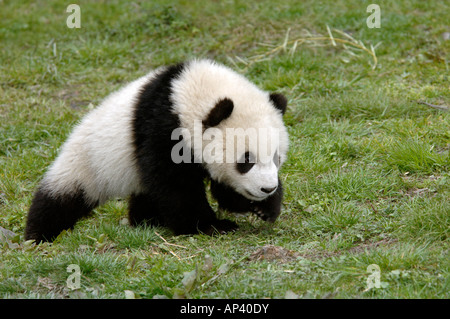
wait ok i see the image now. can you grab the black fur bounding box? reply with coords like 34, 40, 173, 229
25, 187, 97, 242
236, 151, 256, 174
202, 98, 234, 128
210, 178, 283, 223
269, 93, 287, 115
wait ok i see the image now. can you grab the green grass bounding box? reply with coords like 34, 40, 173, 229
0, 0, 449, 299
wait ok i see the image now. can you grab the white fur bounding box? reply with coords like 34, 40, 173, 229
42, 71, 161, 204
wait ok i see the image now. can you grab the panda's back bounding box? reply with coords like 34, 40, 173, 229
42, 72, 159, 203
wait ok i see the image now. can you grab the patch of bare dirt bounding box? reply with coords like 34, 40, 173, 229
248, 245, 298, 262
56, 87, 90, 110
347, 238, 397, 255
403, 187, 437, 198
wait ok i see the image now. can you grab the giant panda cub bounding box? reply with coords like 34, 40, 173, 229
25, 59, 289, 242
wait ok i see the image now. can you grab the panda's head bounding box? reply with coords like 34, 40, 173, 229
201, 92, 288, 202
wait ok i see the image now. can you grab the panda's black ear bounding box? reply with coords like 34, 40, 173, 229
203, 98, 234, 128
269, 93, 287, 115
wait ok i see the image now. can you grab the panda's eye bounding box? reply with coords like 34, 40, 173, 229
236, 152, 255, 174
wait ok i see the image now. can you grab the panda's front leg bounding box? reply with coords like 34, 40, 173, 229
251, 181, 283, 223
211, 178, 283, 223
157, 183, 238, 236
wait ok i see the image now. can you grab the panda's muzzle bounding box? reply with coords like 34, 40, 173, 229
245, 186, 277, 201
261, 186, 277, 194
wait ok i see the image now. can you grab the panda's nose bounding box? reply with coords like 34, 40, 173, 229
261, 186, 277, 194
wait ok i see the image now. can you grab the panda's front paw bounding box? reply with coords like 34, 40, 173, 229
251, 204, 280, 223
203, 219, 238, 236
252, 207, 267, 221
252, 207, 271, 222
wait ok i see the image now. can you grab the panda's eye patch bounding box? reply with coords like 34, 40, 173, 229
236, 151, 255, 174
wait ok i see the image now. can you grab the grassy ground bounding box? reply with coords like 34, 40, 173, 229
0, 0, 449, 299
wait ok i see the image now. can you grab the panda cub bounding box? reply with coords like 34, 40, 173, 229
25, 59, 289, 242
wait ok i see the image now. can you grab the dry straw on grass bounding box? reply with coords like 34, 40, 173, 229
229, 26, 380, 71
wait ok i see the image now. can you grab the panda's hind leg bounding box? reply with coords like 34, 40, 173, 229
25, 186, 97, 242
128, 193, 160, 227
